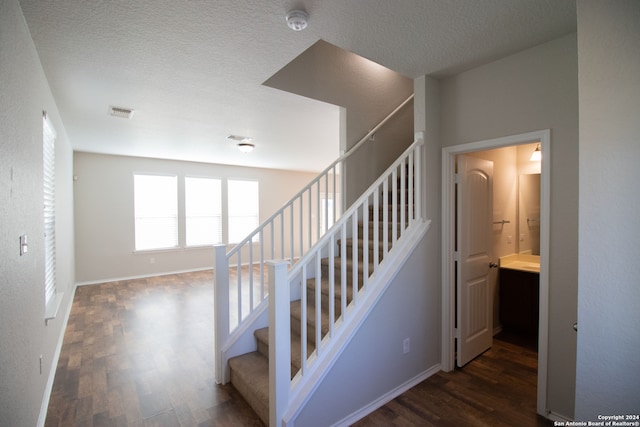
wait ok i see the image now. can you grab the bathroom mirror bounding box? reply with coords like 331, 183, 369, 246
517, 173, 540, 255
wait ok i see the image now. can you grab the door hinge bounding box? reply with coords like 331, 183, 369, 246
453, 251, 460, 262
454, 328, 460, 339
454, 173, 460, 184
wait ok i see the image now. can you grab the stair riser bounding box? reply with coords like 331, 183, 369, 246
290, 315, 328, 346
256, 338, 304, 379
229, 364, 269, 425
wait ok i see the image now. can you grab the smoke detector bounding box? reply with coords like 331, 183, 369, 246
108, 106, 135, 119
286, 10, 309, 31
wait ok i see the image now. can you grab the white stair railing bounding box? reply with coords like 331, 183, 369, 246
214, 95, 414, 382
271, 135, 424, 426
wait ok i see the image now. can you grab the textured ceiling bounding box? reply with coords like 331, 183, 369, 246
19, 0, 576, 172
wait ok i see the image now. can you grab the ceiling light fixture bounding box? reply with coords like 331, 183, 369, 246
237, 143, 255, 153
530, 144, 542, 161
286, 9, 309, 31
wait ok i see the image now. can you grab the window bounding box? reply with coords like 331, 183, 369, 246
133, 174, 178, 251
185, 177, 222, 246
228, 179, 259, 243
43, 113, 57, 316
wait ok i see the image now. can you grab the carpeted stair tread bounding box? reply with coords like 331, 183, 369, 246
228, 351, 269, 425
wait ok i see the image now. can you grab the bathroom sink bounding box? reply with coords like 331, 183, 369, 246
498, 255, 540, 273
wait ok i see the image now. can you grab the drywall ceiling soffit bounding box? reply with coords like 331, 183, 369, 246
18, 0, 576, 171
264, 40, 414, 147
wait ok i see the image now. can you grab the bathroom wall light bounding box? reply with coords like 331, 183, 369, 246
237, 143, 255, 153
530, 144, 541, 161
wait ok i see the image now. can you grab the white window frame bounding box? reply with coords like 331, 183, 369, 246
133, 173, 179, 251
185, 176, 222, 247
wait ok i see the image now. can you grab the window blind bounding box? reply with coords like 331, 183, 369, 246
43, 113, 56, 309
133, 174, 178, 251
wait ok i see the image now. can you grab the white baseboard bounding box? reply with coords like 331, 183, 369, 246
546, 411, 573, 423
76, 266, 213, 286
37, 283, 77, 427
331, 364, 442, 427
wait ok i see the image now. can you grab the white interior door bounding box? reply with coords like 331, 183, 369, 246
456, 154, 494, 367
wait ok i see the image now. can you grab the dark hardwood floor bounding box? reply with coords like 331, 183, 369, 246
352, 331, 552, 427
46, 270, 551, 427
45, 270, 263, 427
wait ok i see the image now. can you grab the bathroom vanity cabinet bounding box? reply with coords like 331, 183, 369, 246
499, 267, 539, 336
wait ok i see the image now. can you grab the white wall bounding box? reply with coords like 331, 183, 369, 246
74, 152, 318, 283
439, 34, 579, 418
575, 0, 640, 419
0, 1, 76, 425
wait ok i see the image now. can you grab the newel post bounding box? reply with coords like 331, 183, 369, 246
268, 260, 290, 427
213, 244, 229, 384
415, 131, 424, 221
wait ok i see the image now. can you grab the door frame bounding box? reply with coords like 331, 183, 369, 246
441, 129, 551, 416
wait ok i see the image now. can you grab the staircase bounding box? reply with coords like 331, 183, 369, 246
213, 96, 423, 426
228, 208, 395, 424
224, 142, 422, 425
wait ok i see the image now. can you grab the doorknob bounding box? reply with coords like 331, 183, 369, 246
489, 262, 498, 268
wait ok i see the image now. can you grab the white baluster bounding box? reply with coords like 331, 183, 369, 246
300, 263, 307, 374
363, 196, 369, 291
315, 251, 322, 353
290, 204, 294, 264
383, 178, 389, 259
409, 151, 414, 225
400, 158, 406, 233
415, 144, 422, 220
373, 189, 379, 270
260, 230, 265, 301
328, 234, 335, 337
340, 223, 347, 319
237, 251, 242, 323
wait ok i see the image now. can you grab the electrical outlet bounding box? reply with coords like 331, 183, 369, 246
403, 338, 410, 354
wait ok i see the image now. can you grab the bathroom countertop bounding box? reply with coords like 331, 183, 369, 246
499, 254, 540, 273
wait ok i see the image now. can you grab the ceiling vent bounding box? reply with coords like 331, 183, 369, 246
109, 106, 135, 119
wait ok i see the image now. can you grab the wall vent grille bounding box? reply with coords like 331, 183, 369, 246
109, 106, 135, 119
